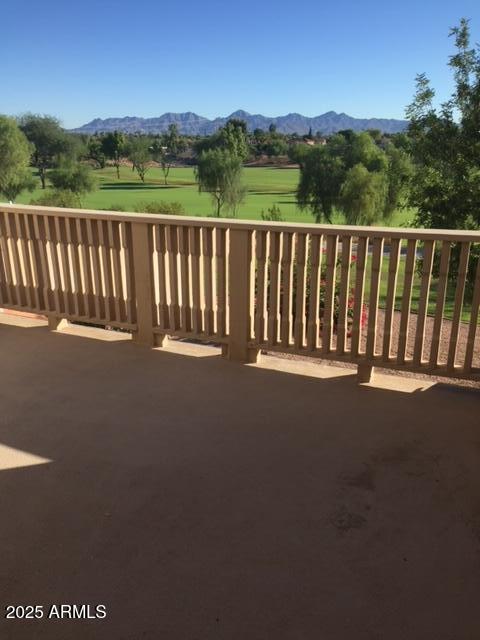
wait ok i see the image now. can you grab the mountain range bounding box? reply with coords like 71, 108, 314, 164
71, 110, 408, 136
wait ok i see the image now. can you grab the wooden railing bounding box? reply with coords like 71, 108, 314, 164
1, 203, 479, 382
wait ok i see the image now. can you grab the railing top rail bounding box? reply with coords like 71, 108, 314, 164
1, 203, 480, 242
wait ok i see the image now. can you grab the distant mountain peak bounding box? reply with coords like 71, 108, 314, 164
70, 110, 407, 135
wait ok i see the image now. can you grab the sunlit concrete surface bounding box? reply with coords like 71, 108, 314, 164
0, 316, 479, 640
0, 443, 51, 471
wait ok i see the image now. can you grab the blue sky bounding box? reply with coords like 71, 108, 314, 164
2, 0, 479, 128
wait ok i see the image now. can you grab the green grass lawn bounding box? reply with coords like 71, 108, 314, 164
15, 165, 412, 226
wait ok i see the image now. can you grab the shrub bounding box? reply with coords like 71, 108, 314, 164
100, 203, 126, 211
261, 205, 284, 222
133, 201, 185, 215
30, 190, 81, 208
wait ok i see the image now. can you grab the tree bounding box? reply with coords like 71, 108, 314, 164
101, 131, 125, 178
264, 136, 288, 157
195, 149, 245, 217
19, 114, 71, 189
0, 116, 36, 202
296, 146, 345, 222
383, 143, 412, 219
218, 119, 249, 161
340, 164, 387, 225
152, 124, 185, 185
406, 18, 480, 285
296, 130, 408, 224
87, 136, 106, 168
49, 161, 97, 196
128, 137, 152, 182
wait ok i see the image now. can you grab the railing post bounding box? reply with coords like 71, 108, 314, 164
225, 228, 259, 363
357, 363, 374, 383
48, 317, 69, 331
130, 222, 163, 347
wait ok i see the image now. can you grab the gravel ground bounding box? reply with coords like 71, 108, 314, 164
267, 309, 480, 390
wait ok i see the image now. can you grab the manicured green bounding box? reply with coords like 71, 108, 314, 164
14, 165, 412, 227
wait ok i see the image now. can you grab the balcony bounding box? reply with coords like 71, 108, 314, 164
0, 204, 479, 638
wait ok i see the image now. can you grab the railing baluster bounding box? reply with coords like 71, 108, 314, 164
413, 240, 435, 366
215, 227, 227, 338
178, 226, 191, 332
337, 235, 352, 355
5, 212, 25, 307
429, 241, 451, 368
202, 227, 214, 336
65, 217, 81, 318
351, 236, 368, 357
121, 221, 135, 326
154, 225, 168, 331
382, 238, 401, 361
77, 218, 95, 319
447, 242, 470, 371
24, 214, 42, 311
267, 231, 281, 347
397, 239, 417, 365
254, 230, 268, 344
306, 234, 322, 351
280, 232, 293, 347
34, 215, 54, 313
294, 233, 307, 350
46, 215, 64, 316
166, 225, 180, 331
366, 237, 384, 359
188, 226, 201, 335
98, 220, 114, 322
85, 218, 102, 320
322, 235, 338, 354
14, 213, 33, 309
464, 254, 480, 373
0, 212, 14, 306
54, 216, 73, 317
108, 220, 123, 323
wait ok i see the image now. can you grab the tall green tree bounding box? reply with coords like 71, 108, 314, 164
383, 143, 412, 219
296, 131, 409, 224
340, 164, 387, 225
406, 18, 480, 284
296, 146, 345, 222
49, 160, 97, 196
101, 131, 125, 178
195, 149, 245, 217
0, 116, 36, 202
218, 119, 250, 161
407, 18, 480, 230
87, 136, 106, 168
152, 124, 186, 185
128, 137, 152, 182
19, 114, 71, 189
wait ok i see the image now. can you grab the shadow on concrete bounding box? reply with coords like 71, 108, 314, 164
0, 319, 479, 640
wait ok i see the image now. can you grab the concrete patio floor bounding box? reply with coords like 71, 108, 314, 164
0, 315, 479, 640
